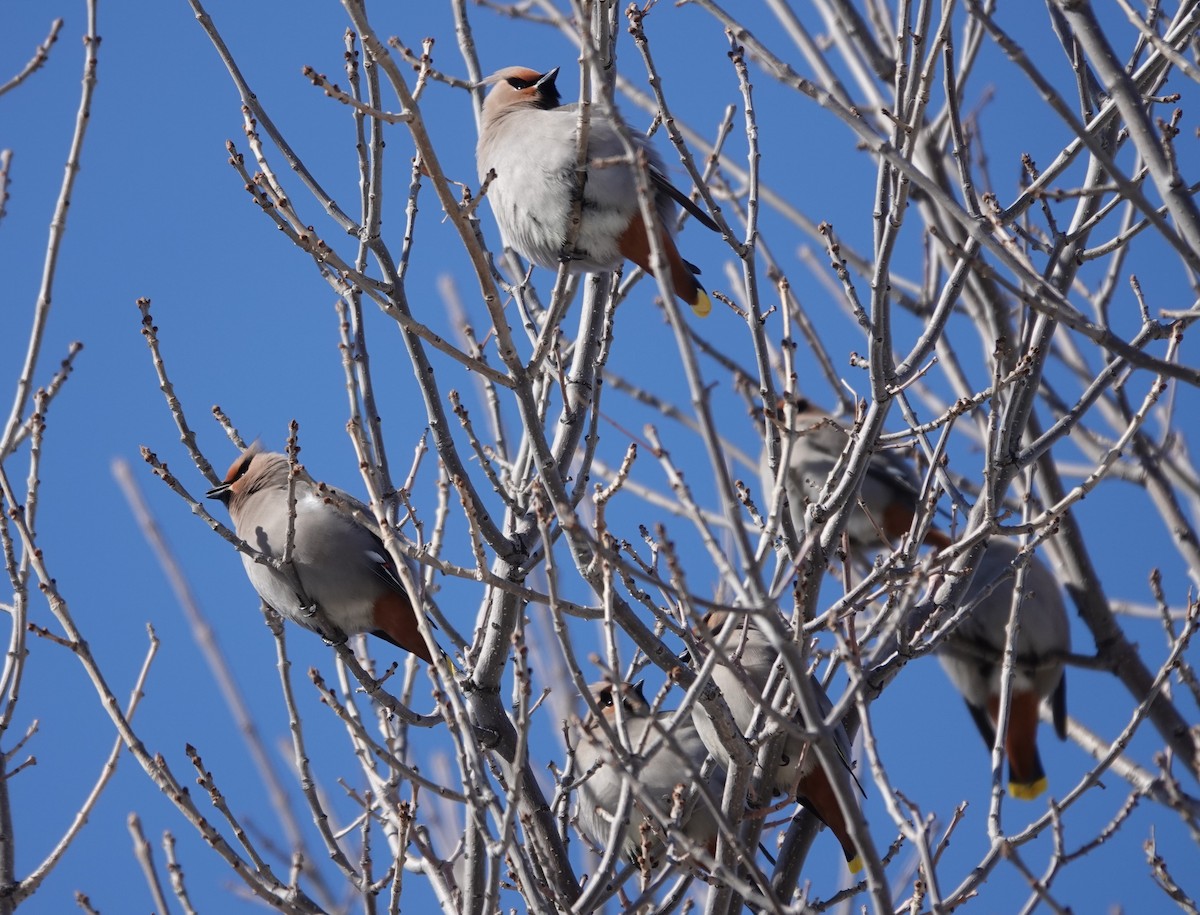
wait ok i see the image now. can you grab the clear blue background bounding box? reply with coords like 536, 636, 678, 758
2, 1, 1196, 912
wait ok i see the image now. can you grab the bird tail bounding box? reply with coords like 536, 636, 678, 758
618, 214, 711, 317
795, 765, 863, 874
880, 502, 953, 550
1000, 691, 1049, 800
372, 591, 435, 662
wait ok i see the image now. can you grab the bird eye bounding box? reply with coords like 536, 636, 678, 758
505, 77, 533, 89
226, 451, 255, 484
597, 687, 614, 708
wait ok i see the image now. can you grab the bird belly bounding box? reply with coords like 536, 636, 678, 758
936, 651, 993, 707
235, 502, 379, 638
482, 120, 632, 272
240, 553, 305, 619
239, 550, 376, 638
574, 716, 714, 862
573, 730, 654, 859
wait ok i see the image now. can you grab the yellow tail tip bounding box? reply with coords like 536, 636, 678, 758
847, 854, 863, 875
690, 290, 712, 318
1009, 777, 1048, 801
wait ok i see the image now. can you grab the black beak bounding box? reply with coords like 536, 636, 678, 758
529, 67, 562, 109
629, 678, 651, 707
206, 482, 232, 505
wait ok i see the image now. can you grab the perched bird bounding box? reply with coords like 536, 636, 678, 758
207, 445, 433, 662
763, 398, 951, 552
476, 66, 717, 317
690, 611, 864, 872
937, 539, 1069, 799
573, 680, 720, 866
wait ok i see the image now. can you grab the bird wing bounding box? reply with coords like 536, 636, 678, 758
311, 483, 412, 596
650, 170, 719, 232
1051, 671, 1068, 740
363, 544, 407, 593
562, 103, 718, 233
965, 699, 998, 747
864, 446, 923, 500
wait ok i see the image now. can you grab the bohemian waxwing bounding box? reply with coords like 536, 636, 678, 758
207, 446, 433, 662
690, 611, 864, 872
763, 398, 951, 553
937, 538, 1069, 799
476, 66, 717, 317
572, 680, 720, 866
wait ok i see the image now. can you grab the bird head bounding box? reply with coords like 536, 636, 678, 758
481, 66, 561, 116
586, 678, 650, 726
206, 443, 291, 510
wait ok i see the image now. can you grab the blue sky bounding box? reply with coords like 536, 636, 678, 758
3, 1, 1198, 912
